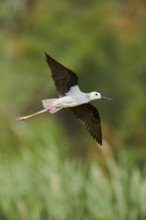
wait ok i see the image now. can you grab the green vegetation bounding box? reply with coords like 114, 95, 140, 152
0, 144, 146, 220
0, 0, 146, 219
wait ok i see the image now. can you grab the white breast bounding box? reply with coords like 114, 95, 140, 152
66, 85, 89, 106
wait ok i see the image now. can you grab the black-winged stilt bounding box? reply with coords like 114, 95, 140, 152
16, 53, 112, 145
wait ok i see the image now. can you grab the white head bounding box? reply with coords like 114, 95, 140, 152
88, 91, 112, 101
89, 92, 102, 100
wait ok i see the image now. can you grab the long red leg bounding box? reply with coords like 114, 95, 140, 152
16, 106, 52, 122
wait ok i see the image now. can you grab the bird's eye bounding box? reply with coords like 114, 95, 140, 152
95, 93, 98, 96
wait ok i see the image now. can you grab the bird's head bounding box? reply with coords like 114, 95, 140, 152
89, 92, 112, 101
89, 92, 102, 100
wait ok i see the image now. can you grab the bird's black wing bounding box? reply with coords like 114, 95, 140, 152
45, 53, 78, 96
70, 103, 102, 145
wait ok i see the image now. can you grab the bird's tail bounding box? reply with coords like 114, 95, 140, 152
42, 99, 63, 114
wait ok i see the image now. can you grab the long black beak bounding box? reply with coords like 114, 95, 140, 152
102, 96, 113, 100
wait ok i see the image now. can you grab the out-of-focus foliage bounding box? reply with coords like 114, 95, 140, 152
0, 0, 146, 219
0, 143, 146, 220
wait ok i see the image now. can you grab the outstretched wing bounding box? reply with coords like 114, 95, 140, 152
71, 103, 102, 145
45, 53, 78, 96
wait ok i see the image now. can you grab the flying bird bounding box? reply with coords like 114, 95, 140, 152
16, 53, 112, 145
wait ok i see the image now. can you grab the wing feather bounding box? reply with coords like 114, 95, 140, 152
70, 103, 102, 145
45, 53, 78, 96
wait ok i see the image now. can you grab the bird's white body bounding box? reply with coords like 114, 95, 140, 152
42, 85, 102, 113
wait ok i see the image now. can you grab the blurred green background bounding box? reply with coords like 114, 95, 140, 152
0, 0, 146, 219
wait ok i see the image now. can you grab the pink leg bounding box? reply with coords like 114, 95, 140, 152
16, 106, 52, 122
